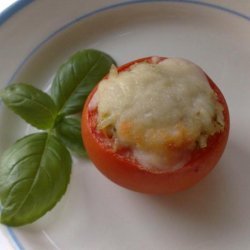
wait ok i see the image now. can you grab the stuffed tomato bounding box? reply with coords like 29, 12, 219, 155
82, 56, 229, 194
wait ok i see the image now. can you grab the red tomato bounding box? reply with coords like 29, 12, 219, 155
81, 57, 230, 195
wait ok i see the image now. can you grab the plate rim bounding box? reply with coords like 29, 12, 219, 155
0, 0, 33, 27
2, 0, 250, 87
0, 0, 249, 249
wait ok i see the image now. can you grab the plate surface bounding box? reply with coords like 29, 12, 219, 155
0, 1, 250, 249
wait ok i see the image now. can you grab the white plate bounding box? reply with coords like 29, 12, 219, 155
0, 1, 250, 249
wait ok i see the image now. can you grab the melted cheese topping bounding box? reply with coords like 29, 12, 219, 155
91, 58, 224, 172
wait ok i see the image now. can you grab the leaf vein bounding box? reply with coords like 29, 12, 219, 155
10, 93, 55, 118
58, 53, 104, 114
3, 134, 50, 220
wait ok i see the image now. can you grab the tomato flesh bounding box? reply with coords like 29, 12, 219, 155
82, 57, 230, 194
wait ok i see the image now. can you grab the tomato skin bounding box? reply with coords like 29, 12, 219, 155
82, 57, 230, 194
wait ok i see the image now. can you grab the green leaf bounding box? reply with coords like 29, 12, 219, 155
0, 84, 57, 130
0, 132, 71, 226
51, 49, 114, 115
55, 116, 87, 156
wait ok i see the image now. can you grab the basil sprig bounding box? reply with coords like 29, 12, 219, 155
0, 49, 114, 226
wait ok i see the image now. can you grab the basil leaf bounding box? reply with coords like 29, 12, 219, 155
0, 132, 71, 226
51, 49, 114, 115
55, 117, 86, 156
0, 84, 57, 130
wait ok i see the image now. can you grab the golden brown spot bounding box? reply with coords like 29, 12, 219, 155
119, 121, 133, 138
165, 123, 195, 151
